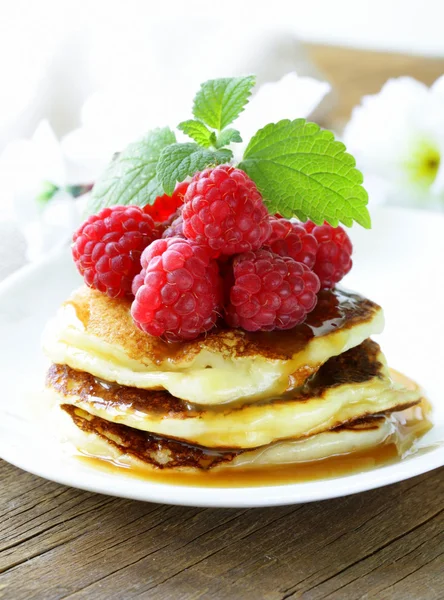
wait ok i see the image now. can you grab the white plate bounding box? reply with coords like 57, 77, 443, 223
1, 207, 443, 507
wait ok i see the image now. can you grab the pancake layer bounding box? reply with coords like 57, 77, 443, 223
62, 405, 399, 471
46, 340, 421, 448
43, 285, 384, 404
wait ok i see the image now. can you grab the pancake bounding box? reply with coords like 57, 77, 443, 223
43, 285, 384, 405
59, 405, 425, 472
46, 340, 421, 449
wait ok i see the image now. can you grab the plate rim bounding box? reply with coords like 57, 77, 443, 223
0, 437, 443, 508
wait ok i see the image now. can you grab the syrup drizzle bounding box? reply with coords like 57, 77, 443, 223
114, 288, 379, 364
76, 370, 433, 488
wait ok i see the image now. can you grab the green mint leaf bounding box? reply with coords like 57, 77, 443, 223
193, 76, 256, 131
87, 127, 176, 214
238, 119, 371, 228
215, 128, 242, 148
178, 120, 216, 148
157, 143, 232, 195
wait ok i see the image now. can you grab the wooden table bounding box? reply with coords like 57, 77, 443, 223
1, 45, 444, 599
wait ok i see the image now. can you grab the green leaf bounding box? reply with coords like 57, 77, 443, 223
238, 119, 371, 228
215, 128, 242, 148
178, 120, 216, 147
193, 76, 256, 131
157, 143, 232, 195
87, 127, 176, 214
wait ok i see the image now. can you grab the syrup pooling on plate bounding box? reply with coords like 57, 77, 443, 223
67, 372, 431, 487
73, 382, 432, 488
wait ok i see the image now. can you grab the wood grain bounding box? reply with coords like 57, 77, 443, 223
1, 44, 444, 599
0, 461, 442, 599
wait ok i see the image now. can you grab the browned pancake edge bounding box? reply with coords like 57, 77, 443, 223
66, 285, 381, 365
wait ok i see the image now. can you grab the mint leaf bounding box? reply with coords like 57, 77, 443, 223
238, 119, 370, 228
178, 120, 216, 148
157, 143, 232, 195
193, 76, 255, 131
87, 127, 176, 214
215, 128, 242, 148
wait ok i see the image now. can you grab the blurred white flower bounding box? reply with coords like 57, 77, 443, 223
0, 120, 85, 264
60, 84, 191, 182
61, 25, 331, 178
0, 120, 65, 213
64, 71, 331, 174
343, 76, 444, 210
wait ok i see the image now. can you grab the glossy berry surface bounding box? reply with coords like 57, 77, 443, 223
131, 237, 222, 341
225, 249, 320, 332
265, 216, 318, 269
72, 205, 157, 298
182, 165, 271, 257
303, 221, 353, 288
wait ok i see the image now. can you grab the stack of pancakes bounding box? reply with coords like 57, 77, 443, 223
43, 286, 423, 473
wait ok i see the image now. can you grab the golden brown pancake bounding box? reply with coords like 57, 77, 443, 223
63, 286, 381, 364
60, 405, 425, 472
43, 285, 385, 404
46, 340, 421, 448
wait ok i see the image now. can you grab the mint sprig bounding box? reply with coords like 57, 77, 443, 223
215, 128, 242, 148
178, 120, 216, 148
193, 76, 256, 131
87, 127, 175, 214
157, 144, 232, 195
88, 76, 370, 229
156, 77, 254, 192
238, 119, 370, 228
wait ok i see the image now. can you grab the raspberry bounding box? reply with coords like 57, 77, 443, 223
131, 269, 146, 298
265, 216, 318, 268
303, 221, 353, 288
161, 212, 184, 239
182, 165, 271, 257
225, 249, 320, 332
72, 205, 157, 299
143, 181, 189, 223
131, 237, 222, 341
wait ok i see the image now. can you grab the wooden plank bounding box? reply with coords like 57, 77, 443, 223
0, 461, 442, 599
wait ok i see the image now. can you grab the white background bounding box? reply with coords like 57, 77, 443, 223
0, 0, 443, 150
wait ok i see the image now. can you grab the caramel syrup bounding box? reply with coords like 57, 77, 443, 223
81, 288, 377, 365
76, 370, 432, 488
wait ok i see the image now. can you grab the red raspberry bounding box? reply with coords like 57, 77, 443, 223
132, 215, 186, 294
143, 181, 189, 223
225, 249, 320, 332
72, 205, 157, 299
161, 212, 184, 239
131, 237, 222, 341
182, 165, 271, 257
265, 216, 318, 268
303, 221, 353, 288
